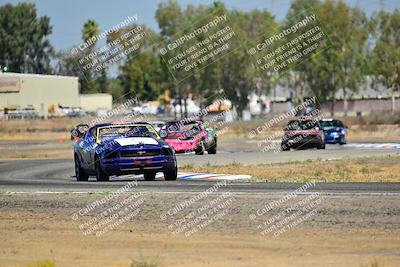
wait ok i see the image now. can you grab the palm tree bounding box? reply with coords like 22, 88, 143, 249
80, 19, 100, 93
82, 19, 100, 46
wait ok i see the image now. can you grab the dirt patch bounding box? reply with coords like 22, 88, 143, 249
0, 140, 73, 159
347, 124, 400, 142
0, 193, 399, 267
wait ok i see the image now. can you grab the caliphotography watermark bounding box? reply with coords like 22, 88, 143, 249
248, 97, 317, 138
246, 96, 327, 153
259, 109, 326, 153
159, 90, 233, 154
70, 14, 148, 78
72, 14, 138, 53
71, 96, 151, 157
249, 181, 323, 238
160, 181, 235, 237
248, 10, 330, 73
158, 8, 240, 83
71, 181, 145, 237
209, 108, 237, 136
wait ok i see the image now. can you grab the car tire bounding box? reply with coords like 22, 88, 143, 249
144, 172, 156, 181
95, 160, 109, 182
75, 156, 88, 181
195, 141, 205, 155
164, 167, 177, 181
207, 143, 217, 154
318, 143, 326, 149
281, 144, 290, 151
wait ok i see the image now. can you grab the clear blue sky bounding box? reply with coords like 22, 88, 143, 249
1, 0, 399, 51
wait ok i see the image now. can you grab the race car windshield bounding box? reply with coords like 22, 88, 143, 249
286, 120, 318, 131
163, 122, 200, 138
98, 125, 159, 142
179, 123, 200, 132
320, 120, 343, 128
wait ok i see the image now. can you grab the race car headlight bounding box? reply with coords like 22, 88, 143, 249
332, 132, 340, 137
341, 129, 346, 135
163, 145, 175, 155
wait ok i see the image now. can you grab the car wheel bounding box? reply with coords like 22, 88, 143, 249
75, 156, 88, 181
207, 143, 217, 154
281, 143, 290, 151
95, 160, 109, 182
164, 167, 177, 181
195, 141, 205, 155
144, 172, 156, 181
318, 143, 326, 149
340, 137, 347, 145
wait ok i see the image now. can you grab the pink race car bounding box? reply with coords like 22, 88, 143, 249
159, 120, 217, 155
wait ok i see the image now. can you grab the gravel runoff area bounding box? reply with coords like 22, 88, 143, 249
0, 188, 399, 267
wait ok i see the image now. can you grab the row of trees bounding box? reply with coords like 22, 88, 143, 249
0, 1, 399, 115
283, 0, 399, 115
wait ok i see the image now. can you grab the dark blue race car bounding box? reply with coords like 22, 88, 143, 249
319, 119, 347, 145
73, 122, 177, 181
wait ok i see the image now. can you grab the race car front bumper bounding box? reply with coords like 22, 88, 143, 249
100, 155, 177, 175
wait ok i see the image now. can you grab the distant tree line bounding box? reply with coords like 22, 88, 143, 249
0, 1, 399, 115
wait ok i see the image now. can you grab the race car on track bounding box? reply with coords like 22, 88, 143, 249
159, 120, 217, 155
73, 122, 177, 182
319, 119, 347, 144
281, 119, 325, 150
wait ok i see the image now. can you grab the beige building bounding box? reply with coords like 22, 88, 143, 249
0, 73, 113, 118
79, 93, 113, 112
0, 72, 79, 118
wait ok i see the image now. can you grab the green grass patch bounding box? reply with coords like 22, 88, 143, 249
26, 260, 55, 267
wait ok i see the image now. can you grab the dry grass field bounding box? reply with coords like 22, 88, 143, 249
180, 154, 400, 183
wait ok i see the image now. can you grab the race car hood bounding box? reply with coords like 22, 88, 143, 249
113, 137, 160, 146
165, 138, 199, 152
99, 137, 162, 150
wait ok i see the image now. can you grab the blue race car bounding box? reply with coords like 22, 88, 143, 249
73, 122, 177, 181
319, 119, 347, 145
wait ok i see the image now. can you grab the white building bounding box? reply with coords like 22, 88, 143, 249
0, 72, 79, 118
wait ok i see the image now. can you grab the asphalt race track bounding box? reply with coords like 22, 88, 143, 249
0, 145, 399, 194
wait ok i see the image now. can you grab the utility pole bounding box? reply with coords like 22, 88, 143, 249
178, 87, 183, 119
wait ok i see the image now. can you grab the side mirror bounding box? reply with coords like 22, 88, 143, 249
70, 129, 79, 140
70, 124, 89, 140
